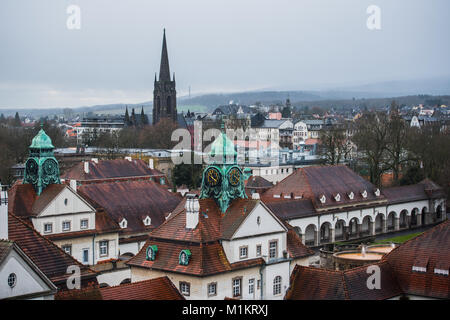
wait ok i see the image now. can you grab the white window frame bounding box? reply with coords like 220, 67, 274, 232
207, 282, 217, 297
180, 282, 190, 296
256, 244, 262, 257
99, 240, 109, 257
44, 223, 53, 234
82, 248, 89, 264
80, 219, 89, 229
269, 240, 278, 260
62, 244, 72, 255
249, 278, 255, 295
239, 246, 248, 259
273, 276, 282, 296
232, 277, 242, 298
62, 221, 71, 232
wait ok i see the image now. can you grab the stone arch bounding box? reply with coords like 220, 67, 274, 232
348, 217, 360, 238
361, 215, 373, 236
387, 211, 396, 230
399, 210, 408, 229
305, 224, 317, 246
436, 205, 443, 222
99, 283, 109, 288
335, 219, 346, 241
120, 278, 131, 285
119, 252, 135, 261
320, 221, 332, 243
375, 213, 385, 234
410, 208, 419, 227
421, 207, 428, 225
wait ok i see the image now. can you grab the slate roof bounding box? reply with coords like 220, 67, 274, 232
128, 198, 313, 276
61, 159, 165, 182
382, 220, 450, 299
7, 213, 97, 289
78, 180, 182, 236
285, 262, 402, 300
245, 176, 273, 190
265, 199, 316, 220
262, 165, 385, 208
56, 276, 184, 300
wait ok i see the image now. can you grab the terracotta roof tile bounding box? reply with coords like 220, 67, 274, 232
382, 220, 450, 299
62, 159, 164, 181
78, 180, 182, 235
7, 213, 97, 289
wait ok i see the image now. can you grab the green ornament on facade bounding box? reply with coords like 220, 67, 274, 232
200, 123, 251, 213
23, 125, 61, 195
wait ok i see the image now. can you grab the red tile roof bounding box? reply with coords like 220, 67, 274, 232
7, 213, 97, 289
285, 262, 402, 300
128, 198, 313, 276
262, 165, 385, 209
245, 176, 273, 190
62, 159, 164, 182
78, 180, 182, 236
55, 276, 185, 300
382, 220, 450, 299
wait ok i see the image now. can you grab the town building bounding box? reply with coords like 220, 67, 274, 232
262, 165, 447, 246
75, 115, 125, 146
286, 219, 450, 300
126, 129, 314, 300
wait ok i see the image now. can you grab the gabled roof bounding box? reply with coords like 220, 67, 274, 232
128, 198, 312, 276
285, 262, 402, 300
262, 165, 385, 209
382, 220, 450, 299
78, 180, 182, 235
7, 213, 97, 289
56, 276, 185, 300
245, 176, 273, 190
61, 159, 164, 182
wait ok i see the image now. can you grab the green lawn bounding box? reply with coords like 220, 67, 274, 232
374, 232, 423, 244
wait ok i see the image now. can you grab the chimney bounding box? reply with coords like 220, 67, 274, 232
70, 179, 77, 193
84, 161, 89, 174
149, 158, 154, 170
252, 192, 260, 199
0, 185, 8, 240
185, 194, 199, 229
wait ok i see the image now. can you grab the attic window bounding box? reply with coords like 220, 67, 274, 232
119, 218, 128, 229
361, 190, 368, 198
334, 193, 341, 202
146, 245, 158, 261
179, 250, 192, 266
143, 216, 151, 226
374, 188, 381, 197
319, 195, 326, 204
294, 195, 302, 199
412, 257, 429, 273
434, 261, 449, 276
273, 194, 281, 198
284, 194, 291, 199
348, 192, 354, 200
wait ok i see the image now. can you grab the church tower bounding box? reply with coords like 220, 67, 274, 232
153, 29, 177, 124
23, 125, 61, 195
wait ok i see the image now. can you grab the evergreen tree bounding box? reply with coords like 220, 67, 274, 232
14, 112, 21, 127
140, 106, 148, 125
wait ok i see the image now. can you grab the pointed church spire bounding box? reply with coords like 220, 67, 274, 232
159, 29, 171, 82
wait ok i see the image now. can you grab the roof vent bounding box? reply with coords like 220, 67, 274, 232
91, 158, 98, 164
125, 156, 132, 162
119, 218, 127, 229
374, 188, 380, 197
319, 195, 326, 204
143, 216, 151, 226
361, 190, 367, 198
334, 193, 341, 202
348, 192, 354, 200
84, 161, 89, 174
252, 193, 260, 199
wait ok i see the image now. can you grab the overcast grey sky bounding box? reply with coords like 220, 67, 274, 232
0, 0, 449, 108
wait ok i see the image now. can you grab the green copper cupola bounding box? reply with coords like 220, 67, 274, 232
23, 125, 61, 195
200, 124, 250, 213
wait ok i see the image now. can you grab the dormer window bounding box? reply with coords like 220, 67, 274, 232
319, 195, 326, 204
273, 194, 281, 199
374, 188, 380, 197
179, 250, 192, 266
412, 257, 429, 273
434, 261, 449, 276
143, 216, 152, 226
146, 245, 158, 261
119, 218, 128, 229
334, 193, 341, 202
348, 192, 354, 200
361, 190, 367, 198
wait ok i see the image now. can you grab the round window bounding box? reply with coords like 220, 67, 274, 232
8, 273, 17, 288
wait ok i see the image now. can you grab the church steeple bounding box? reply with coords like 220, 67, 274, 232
153, 29, 177, 124
159, 29, 171, 82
